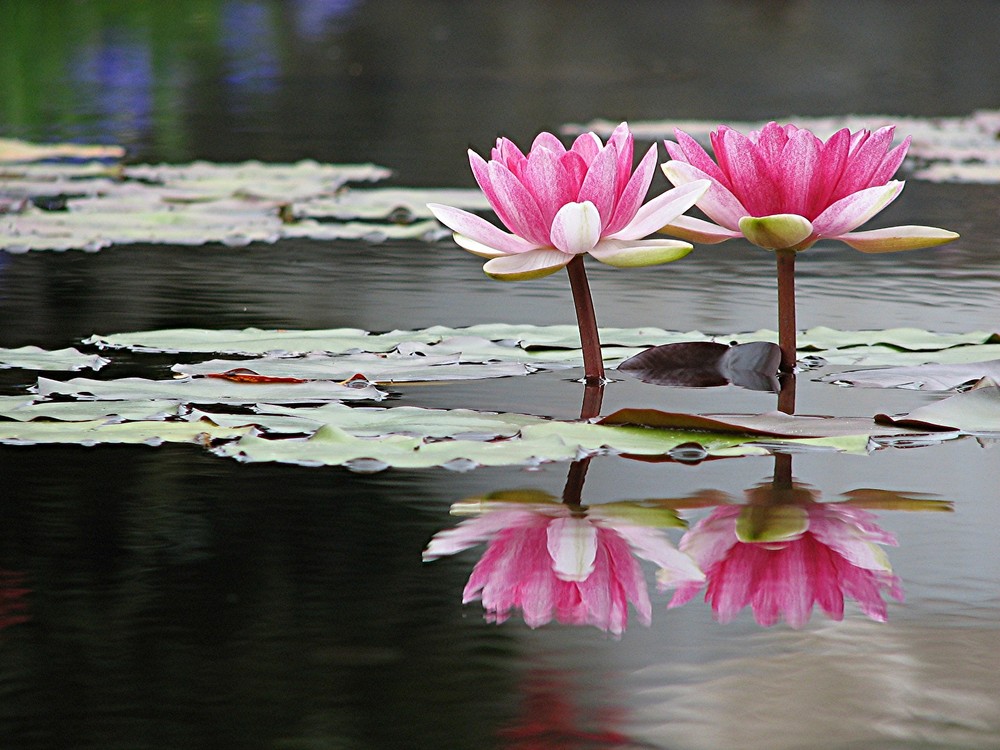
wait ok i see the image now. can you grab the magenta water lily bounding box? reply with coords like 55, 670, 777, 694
429, 122, 709, 383
661, 122, 959, 372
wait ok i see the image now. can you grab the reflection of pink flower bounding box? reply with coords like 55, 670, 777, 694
666, 504, 903, 628
428, 122, 708, 280
425, 506, 702, 635
661, 122, 958, 253
0, 570, 31, 631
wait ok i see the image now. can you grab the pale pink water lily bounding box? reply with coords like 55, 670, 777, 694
664, 504, 903, 628
424, 502, 703, 636
428, 122, 710, 280
660, 122, 959, 253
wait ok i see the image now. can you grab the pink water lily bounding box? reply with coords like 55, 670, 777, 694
665, 504, 903, 628
424, 502, 703, 636
660, 122, 959, 375
660, 122, 958, 253
428, 122, 709, 280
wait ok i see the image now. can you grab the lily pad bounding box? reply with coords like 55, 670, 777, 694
0, 346, 109, 371
875, 379, 1000, 432
0, 417, 250, 446
820, 359, 1000, 390
34, 375, 387, 404
0, 397, 180, 422
0, 138, 125, 163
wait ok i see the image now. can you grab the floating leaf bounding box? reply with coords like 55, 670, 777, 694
171, 353, 535, 383
34, 375, 386, 404
299, 187, 490, 221
875, 379, 1000, 432
0, 397, 180, 422
0, 417, 250, 446
619, 341, 780, 391
820, 359, 1000, 390
0, 138, 125, 163
0, 346, 110, 371
808, 343, 1000, 368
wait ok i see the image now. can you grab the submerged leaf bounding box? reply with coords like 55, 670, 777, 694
619, 340, 780, 391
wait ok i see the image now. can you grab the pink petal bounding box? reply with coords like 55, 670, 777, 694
830, 126, 896, 199
667, 129, 734, 190
487, 160, 551, 245
469, 150, 521, 236
604, 142, 657, 235
806, 127, 851, 216
869, 136, 911, 187
427, 203, 540, 256
661, 161, 748, 231
577, 140, 620, 229
812, 181, 903, 237
777, 129, 822, 217
713, 127, 778, 214
570, 132, 602, 164
559, 150, 589, 197
609, 179, 710, 241
607, 122, 634, 195
836, 225, 959, 253
550, 201, 602, 255
482, 248, 571, 280
659, 215, 742, 244
530, 130, 566, 154
525, 146, 573, 227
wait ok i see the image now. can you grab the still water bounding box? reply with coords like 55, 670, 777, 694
2, 2, 1000, 748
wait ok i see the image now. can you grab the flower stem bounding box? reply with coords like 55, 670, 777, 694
566, 255, 605, 384
776, 249, 797, 373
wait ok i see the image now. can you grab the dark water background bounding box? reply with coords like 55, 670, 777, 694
2, 1, 1000, 748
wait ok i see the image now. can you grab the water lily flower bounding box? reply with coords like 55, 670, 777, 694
664, 503, 903, 628
428, 123, 709, 383
660, 122, 959, 373
424, 499, 703, 636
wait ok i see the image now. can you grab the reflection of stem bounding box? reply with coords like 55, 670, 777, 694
579, 382, 604, 420
772, 452, 794, 490
566, 255, 605, 384
561, 458, 591, 506
776, 249, 797, 373
777, 371, 796, 415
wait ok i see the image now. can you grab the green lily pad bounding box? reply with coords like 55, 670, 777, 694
875, 379, 1000, 432
34, 375, 387, 404
0, 346, 110, 371
0, 397, 180, 422
820, 360, 1000, 390
0, 138, 125, 163
0, 417, 250, 446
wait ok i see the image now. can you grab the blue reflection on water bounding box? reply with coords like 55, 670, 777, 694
221, 0, 280, 100
70, 32, 153, 140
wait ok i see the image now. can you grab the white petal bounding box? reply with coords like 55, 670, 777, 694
482, 248, 571, 280
453, 233, 507, 258
610, 180, 710, 241
661, 161, 748, 230
659, 215, 742, 244
738, 214, 814, 250
589, 238, 693, 267
550, 201, 602, 254
546, 517, 598, 581
837, 225, 960, 253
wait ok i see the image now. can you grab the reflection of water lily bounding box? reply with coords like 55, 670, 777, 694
424, 495, 703, 635
0, 570, 30, 631
666, 503, 903, 628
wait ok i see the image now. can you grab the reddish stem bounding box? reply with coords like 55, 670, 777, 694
776, 249, 797, 373
566, 255, 605, 384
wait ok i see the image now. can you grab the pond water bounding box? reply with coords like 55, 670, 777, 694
2, 2, 1000, 748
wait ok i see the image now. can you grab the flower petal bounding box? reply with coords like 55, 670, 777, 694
547, 517, 598, 581
611, 180, 710, 241
778, 129, 822, 217
578, 140, 619, 228
837, 225, 960, 253
604, 142, 657, 235
661, 161, 747, 231
812, 181, 903, 237
589, 237, 694, 267
659, 215, 742, 244
482, 248, 571, 280
666, 129, 733, 190
525, 146, 574, 227
738, 213, 814, 251
427, 203, 539, 256
487, 160, 551, 245
550, 201, 602, 255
